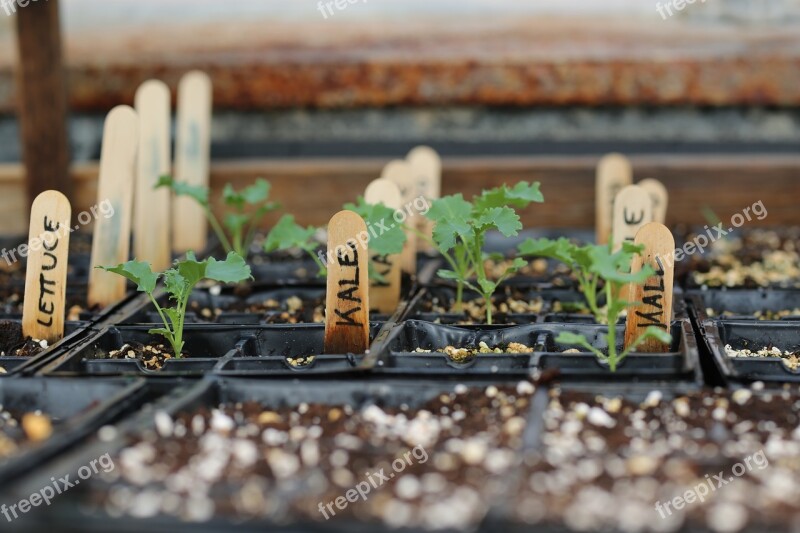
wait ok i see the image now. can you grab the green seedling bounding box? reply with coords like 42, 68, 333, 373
423, 182, 544, 324
264, 199, 407, 282
99, 252, 252, 357
157, 176, 279, 257
518, 238, 672, 371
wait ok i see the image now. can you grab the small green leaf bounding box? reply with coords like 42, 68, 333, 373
426, 195, 473, 253
345, 197, 406, 256
205, 252, 252, 284
223, 178, 272, 209
556, 331, 590, 346
478, 278, 497, 295
437, 269, 460, 280
223, 213, 250, 235
475, 207, 521, 237
156, 175, 209, 206
264, 214, 319, 253
98, 260, 158, 294
474, 181, 544, 211
148, 327, 172, 338
517, 237, 576, 265
641, 326, 672, 345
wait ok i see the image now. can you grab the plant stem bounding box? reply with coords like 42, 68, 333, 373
205, 207, 233, 254
306, 248, 328, 278
605, 280, 618, 372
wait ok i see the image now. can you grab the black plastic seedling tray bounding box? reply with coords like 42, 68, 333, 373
700, 319, 800, 384
0, 320, 91, 376
688, 288, 800, 322
1, 376, 541, 532
375, 318, 701, 383
39, 322, 387, 377
0, 378, 148, 485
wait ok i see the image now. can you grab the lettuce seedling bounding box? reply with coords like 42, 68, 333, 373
99, 252, 252, 358
518, 238, 672, 371
424, 182, 544, 324
157, 177, 279, 257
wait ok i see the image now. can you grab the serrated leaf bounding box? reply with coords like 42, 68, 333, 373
156, 175, 208, 206
205, 252, 252, 284
517, 237, 576, 265
437, 269, 460, 280
162, 270, 187, 301
474, 181, 544, 211
426, 195, 473, 253
475, 207, 521, 237
264, 214, 319, 253
223, 178, 272, 209
503, 257, 527, 276
98, 260, 158, 294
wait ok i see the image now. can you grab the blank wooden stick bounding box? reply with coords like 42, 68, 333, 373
638, 178, 668, 224
22, 190, 71, 343
173, 71, 212, 254
381, 159, 416, 274
365, 178, 402, 314
88, 106, 138, 308
611, 184, 653, 252
324, 210, 370, 355
625, 222, 675, 353
596, 153, 633, 245
134, 80, 171, 270
407, 146, 441, 251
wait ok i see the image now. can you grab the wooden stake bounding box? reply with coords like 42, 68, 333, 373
624, 222, 675, 353
134, 80, 171, 270
324, 210, 370, 354
407, 146, 441, 251
22, 191, 71, 343
173, 71, 212, 254
611, 185, 653, 251
381, 160, 416, 274
364, 179, 402, 314
596, 153, 633, 245
88, 106, 138, 308
638, 178, 668, 224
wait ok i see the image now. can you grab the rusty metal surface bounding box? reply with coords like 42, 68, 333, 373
3, 13, 800, 110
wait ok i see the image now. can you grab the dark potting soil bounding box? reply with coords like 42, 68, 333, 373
509, 384, 800, 533
106, 342, 184, 371
0, 409, 55, 458
91, 382, 536, 529
0, 321, 47, 358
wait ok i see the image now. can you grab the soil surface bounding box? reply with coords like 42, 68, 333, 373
91, 381, 536, 528
0, 321, 48, 357
414, 342, 535, 363
725, 344, 800, 370
107, 342, 184, 371
511, 384, 800, 533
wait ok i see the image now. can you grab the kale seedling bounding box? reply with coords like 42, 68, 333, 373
264, 199, 406, 282
423, 182, 544, 324
98, 252, 252, 357
157, 176, 279, 257
518, 238, 672, 371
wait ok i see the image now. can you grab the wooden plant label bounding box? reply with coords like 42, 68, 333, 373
407, 146, 441, 250
381, 159, 417, 275
134, 80, 171, 270
173, 71, 212, 253
88, 105, 139, 308
364, 178, 402, 314
624, 222, 675, 353
611, 184, 653, 251
324, 210, 370, 354
596, 153, 633, 245
22, 191, 71, 343
638, 178, 668, 224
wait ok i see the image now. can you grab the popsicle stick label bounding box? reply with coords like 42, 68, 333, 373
596, 153, 633, 245
638, 178, 668, 224
22, 191, 71, 343
407, 146, 441, 250
134, 80, 171, 270
611, 185, 653, 251
364, 178, 402, 314
324, 210, 370, 354
88, 105, 138, 308
625, 222, 675, 352
381, 160, 416, 274
173, 71, 212, 253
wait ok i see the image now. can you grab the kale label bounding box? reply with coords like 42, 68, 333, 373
324, 211, 370, 354
625, 222, 675, 353
23, 191, 71, 343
